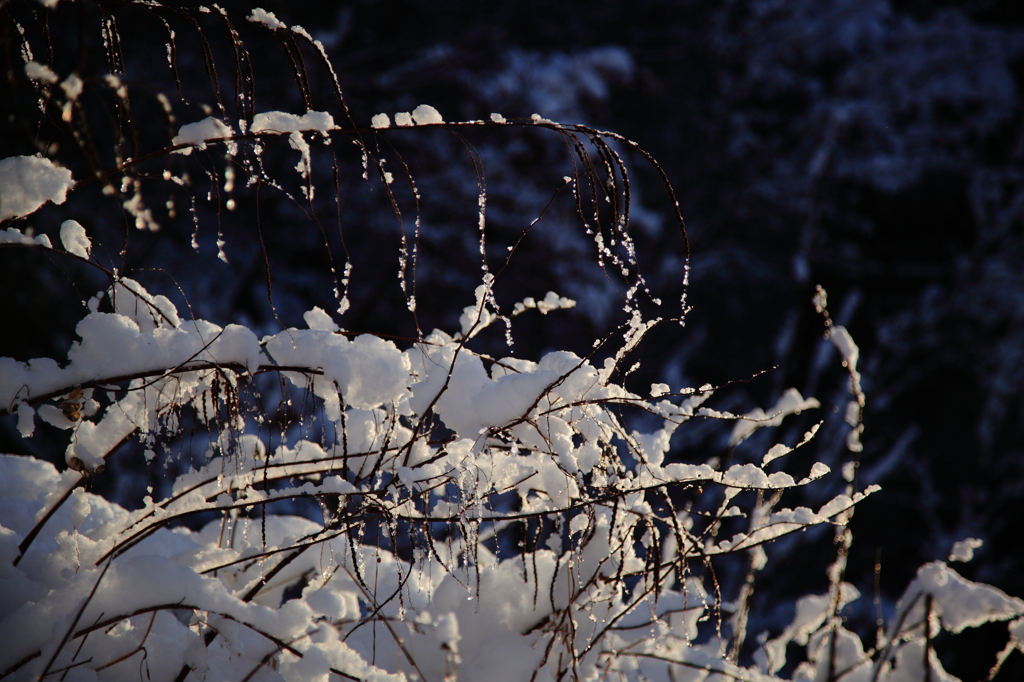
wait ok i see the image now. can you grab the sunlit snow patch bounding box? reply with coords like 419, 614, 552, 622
0, 155, 74, 221
0, 227, 51, 247
949, 537, 983, 563
251, 110, 335, 134
411, 104, 444, 125
248, 7, 286, 30
24, 61, 57, 84
59, 219, 91, 259
171, 116, 233, 154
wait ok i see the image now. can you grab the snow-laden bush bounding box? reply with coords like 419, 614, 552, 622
2, 2, 1023, 681
2, 257, 1022, 682
0, 268, 866, 681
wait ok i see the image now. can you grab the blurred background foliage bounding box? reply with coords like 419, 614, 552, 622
2, 0, 1023, 676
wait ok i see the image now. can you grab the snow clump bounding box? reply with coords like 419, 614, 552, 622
59, 219, 91, 258
248, 7, 285, 30
0, 155, 74, 221
412, 104, 444, 125
171, 117, 233, 154
0, 226, 52, 247
24, 61, 57, 84
251, 110, 336, 134
949, 537, 984, 563
61, 74, 83, 100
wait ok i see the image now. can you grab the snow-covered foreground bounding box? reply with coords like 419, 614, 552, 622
1, 269, 1022, 681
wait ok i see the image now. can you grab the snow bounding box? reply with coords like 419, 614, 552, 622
949, 537, 983, 563
756, 584, 860, 675
730, 388, 820, 446
0, 279, 266, 412
458, 284, 497, 338
16, 401, 35, 437
511, 291, 576, 317
252, 110, 336, 134
66, 391, 147, 471
289, 130, 312, 179
435, 612, 461, 653
171, 116, 233, 154
830, 325, 860, 370
248, 7, 285, 30
1, 278, 1018, 682
3, 8, 1023, 677
1011, 617, 1024, 648
0, 155, 74, 221
302, 306, 339, 332
59, 219, 91, 258
60, 74, 83, 100
264, 325, 411, 412
0, 226, 52, 247
880, 640, 960, 682
798, 625, 872, 682
24, 61, 57, 84
411, 104, 444, 125
896, 561, 1024, 634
